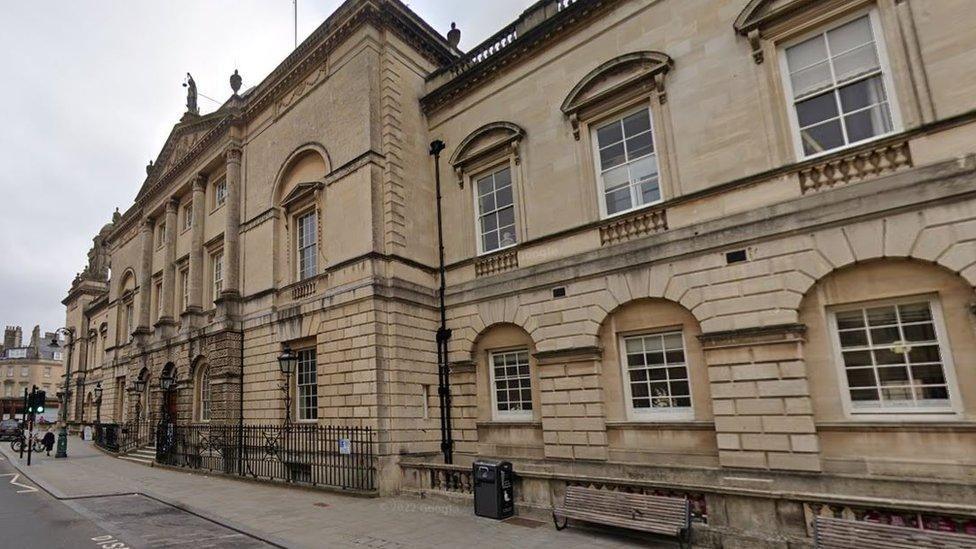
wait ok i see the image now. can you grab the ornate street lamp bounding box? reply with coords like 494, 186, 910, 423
50, 328, 73, 458
94, 382, 103, 426
277, 347, 297, 425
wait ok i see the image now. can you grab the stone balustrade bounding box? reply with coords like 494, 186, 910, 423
474, 249, 519, 278
797, 139, 912, 194
598, 207, 668, 246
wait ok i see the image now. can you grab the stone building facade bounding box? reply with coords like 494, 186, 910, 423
64, 0, 976, 544
0, 325, 64, 420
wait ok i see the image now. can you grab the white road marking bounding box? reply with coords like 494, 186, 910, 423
0, 472, 39, 493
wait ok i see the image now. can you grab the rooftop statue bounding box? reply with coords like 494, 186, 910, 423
183, 73, 199, 115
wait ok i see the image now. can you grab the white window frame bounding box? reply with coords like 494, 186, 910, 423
179, 268, 189, 312
295, 348, 318, 422
44, 367, 51, 377
488, 348, 533, 421
7, 349, 26, 359
198, 366, 211, 423
295, 209, 318, 281
182, 202, 193, 232
20, 366, 28, 377
619, 329, 694, 422
778, 8, 902, 160
154, 280, 163, 321
590, 104, 663, 220
124, 301, 134, 340
211, 251, 223, 305
472, 163, 519, 256
213, 178, 227, 210
155, 222, 166, 249
52, 352, 62, 362
827, 294, 961, 420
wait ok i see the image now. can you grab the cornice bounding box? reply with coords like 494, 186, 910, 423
421, 0, 624, 115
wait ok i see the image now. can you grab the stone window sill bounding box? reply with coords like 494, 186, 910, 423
605, 420, 715, 430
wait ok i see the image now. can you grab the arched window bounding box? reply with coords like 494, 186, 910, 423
197, 364, 211, 422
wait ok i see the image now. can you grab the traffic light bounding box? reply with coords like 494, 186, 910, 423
27, 390, 46, 414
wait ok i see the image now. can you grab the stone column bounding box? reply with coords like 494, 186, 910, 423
536, 347, 608, 461
222, 145, 242, 299
701, 324, 821, 472
157, 198, 179, 337
185, 174, 206, 319
136, 217, 154, 336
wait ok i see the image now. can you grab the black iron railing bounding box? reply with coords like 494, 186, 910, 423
118, 419, 155, 454
156, 424, 376, 493
94, 423, 120, 452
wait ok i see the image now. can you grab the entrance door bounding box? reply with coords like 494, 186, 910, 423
163, 390, 177, 424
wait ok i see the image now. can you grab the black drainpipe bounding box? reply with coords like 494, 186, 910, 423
238, 332, 244, 476
429, 139, 454, 464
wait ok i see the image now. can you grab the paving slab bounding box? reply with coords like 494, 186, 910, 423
1, 440, 670, 548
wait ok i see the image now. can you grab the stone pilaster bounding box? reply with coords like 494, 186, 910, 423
536, 347, 608, 461
217, 145, 242, 320
701, 324, 822, 472
135, 217, 154, 339
157, 198, 179, 337
182, 175, 207, 330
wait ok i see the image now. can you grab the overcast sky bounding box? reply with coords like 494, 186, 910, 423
0, 0, 534, 335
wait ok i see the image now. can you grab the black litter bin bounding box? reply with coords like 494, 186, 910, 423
473, 460, 514, 519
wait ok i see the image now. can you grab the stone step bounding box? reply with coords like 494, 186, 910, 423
118, 454, 153, 465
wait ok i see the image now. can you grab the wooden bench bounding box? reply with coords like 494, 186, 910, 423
815, 516, 976, 548
553, 486, 691, 547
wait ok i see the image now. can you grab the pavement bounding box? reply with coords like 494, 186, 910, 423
0, 439, 668, 548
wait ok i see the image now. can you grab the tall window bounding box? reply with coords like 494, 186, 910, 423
154, 280, 163, 321
3, 385, 10, 397
155, 222, 166, 249
489, 349, 532, 419
180, 268, 189, 312
182, 203, 193, 231
44, 367, 51, 378
476, 167, 517, 254
214, 178, 227, 208
20, 366, 28, 377
296, 349, 318, 421
593, 108, 660, 217
621, 331, 692, 417
783, 13, 896, 157
124, 302, 134, 340
211, 251, 223, 304
198, 366, 211, 422
296, 211, 317, 281
831, 299, 953, 412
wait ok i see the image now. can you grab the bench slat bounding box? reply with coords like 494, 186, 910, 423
554, 486, 691, 541
815, 517, 976, 549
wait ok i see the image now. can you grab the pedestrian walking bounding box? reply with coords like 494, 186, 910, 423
42, 430, 55, 456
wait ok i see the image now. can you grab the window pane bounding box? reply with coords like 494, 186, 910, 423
869, 327, 900, 345
830, 44, 879, 85
842, 350, 872, 367
796, 92, 839, 128
827, 16, 874, 54
482, 232, 499, 253
867, 306, 897, 326
800, 119, 845, 155
908, 345, 941, 364
479, 193, 496, 214
625, 135, 653, 160
846, 368, 876, 388
481, 212, 498, 233
877, 366, 909, 384
787, 34, 828, 73
596, 122, 623, 148
903, 323, 936, 343
898, 303, 932, 323
844, 103, 892, 142
630, 155, 659, 184
911, 364, 946, 385
493, 167, 511, 188
605, 187, 632, 215
838, 76, 887, 112
640, 180, 661, 205
873, 348, 905, 365
916, 386, 948, 401
836, 310, 865, 329
839, 329, 868, 348
477, 176, 493, 196
497, 206, 514, 229
600, 143, 627, 170
622, 110, 651, 136
495, 184, 513, 209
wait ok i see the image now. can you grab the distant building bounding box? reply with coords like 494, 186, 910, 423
0, 325, 64, 421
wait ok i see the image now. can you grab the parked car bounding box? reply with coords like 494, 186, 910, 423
0, 419, 23, 441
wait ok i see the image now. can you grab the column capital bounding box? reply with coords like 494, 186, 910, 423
141, 217, 155, 231
224, 144, 243, 164
166, 197, 180, 213
192, 173, 207, 191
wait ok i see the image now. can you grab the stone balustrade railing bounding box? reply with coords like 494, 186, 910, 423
797, 139, 912, 194
474, 249, 519, 278
599, 207, 668, 246
803, 501, 976, 536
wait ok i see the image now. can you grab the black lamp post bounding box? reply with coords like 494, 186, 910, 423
50, 328, 73, 458
277, 347, 297, 425
159, 372, 175, 425
133, 378, 146, 422
94, 382, 103, 426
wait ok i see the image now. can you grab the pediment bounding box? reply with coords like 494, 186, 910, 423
280, 181, 324, 210
449, 122, 526, 173
135, 112, 227, 201
734, 0, 823, 34
561, 52, 672, 117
